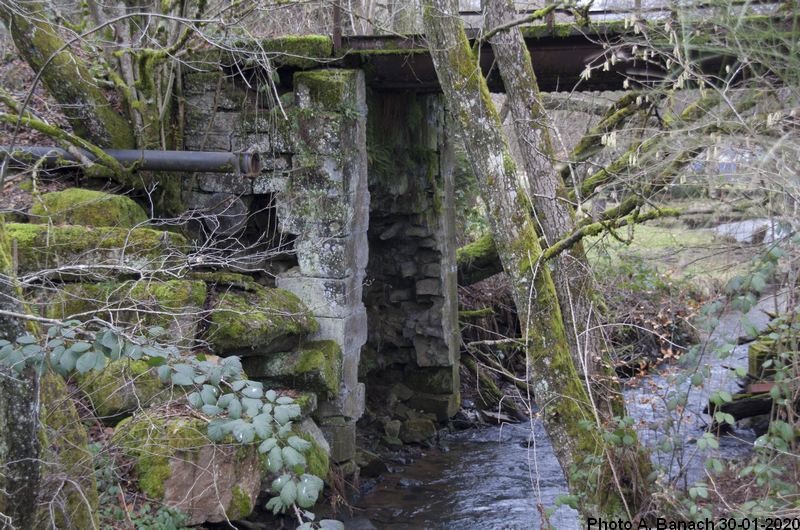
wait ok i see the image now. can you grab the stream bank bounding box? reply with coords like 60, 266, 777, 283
338, 293, 785, 529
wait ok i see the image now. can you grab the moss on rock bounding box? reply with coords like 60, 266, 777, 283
77, 360, 164, 422
112, 411, 262, 524
30, 188, 148, 228
294, 69, 356, 111
261, 35, 333, 68
205, 285, 317, 355
38, 373, 99, 528
42, 279, 207, 345
6, 223, 187, 275
242, 340, 341, 398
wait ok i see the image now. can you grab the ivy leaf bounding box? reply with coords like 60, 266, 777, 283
227, 398, 243, 420
271, 473, 291, 493
280, 479, 297, 506
202, 404, 223, 417
157, 364, 171, 382
265, 389, 277, 402
187, 392, 203, 408
274, 404, 301, 425
297, 476, 320, 508
233, 422, 255, 444
217, 393, 235, 408
207, 419, 227, 442
201, 386, 219, 405
242, 398, 262, 418
242, 383, 263, 399
76, 350, 105, 374
276, 396, 294, 405
59, 349, 78, 372
231, 380, 247, 392
16, 335, 38, 346
282, 446, 306, 468
267, 446, 283, 473
171, 371, 194, 386
288, 436, 312, 453
259, 438, 277, 454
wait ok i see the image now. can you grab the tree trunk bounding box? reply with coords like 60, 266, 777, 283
484, 0, 624, 419
0, 2, 135, 149
421, 0, 649, 517
0, 216, 41, 529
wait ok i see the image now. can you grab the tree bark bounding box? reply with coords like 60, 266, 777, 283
421, 0, 648, 517
0, 2, 135, 149
0, 216, 41, 529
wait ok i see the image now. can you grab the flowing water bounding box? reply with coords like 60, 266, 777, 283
347, 294, 786, 530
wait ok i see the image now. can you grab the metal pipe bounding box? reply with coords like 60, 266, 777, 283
0, 146, 261, 176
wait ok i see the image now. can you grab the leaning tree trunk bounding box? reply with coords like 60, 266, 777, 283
0, 216, 41, 529
484, 0, 622, 417
0, 2, 135, 149
421, 0, 649, 518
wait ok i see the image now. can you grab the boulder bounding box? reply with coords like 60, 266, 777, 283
76, 360, 165, 422
5, 223, 187, 276
30, 188, 148, 228
242, 340, 341, 398
113, 412, 261, 525
407, 391, 460, 422
399, 418, 436, 444
205, 284, 318, 355
42, 280, 207, 345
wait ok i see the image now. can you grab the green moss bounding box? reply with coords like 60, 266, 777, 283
229, 485, 252, 519
294, 69, 355, 111
38, 373, 99, 528
261, 35, 333, 68
294, 429, 329, 480
242, 340, 341, 398
6, 223, 187, 275
113, 413, 209, 499
206, 285, 317, 355
78, 360, 164, 420
30, 188, 148, 228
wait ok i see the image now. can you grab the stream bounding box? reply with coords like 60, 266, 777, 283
344, 293, 787, 529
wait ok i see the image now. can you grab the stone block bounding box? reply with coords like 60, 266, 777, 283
413, 335, 452, 367
421, 263, 441, 277
405, 366, 459, 394
294, 231, 368, 279
185, 192, 249, 237
277, 269, 364, 318
407, 391, 460, 422
185, 132, 231, 151
319, 417, 356, 463
196, 173, 252, 194
316, 382, 365, 420
242, 340, 341, 398
312, 307, 368, 352
29, 188, 148, 228
252, 172, 289, 194
205, 285, 317, 355
389, 289, 412, 303
400, 261, 417, 278
415, 278, 441, 296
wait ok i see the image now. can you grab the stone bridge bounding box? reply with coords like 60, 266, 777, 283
178, 21, 657, 463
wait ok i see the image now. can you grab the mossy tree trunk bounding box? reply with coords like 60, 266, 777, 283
0, 216, 41, 529
421, 0, 649, 517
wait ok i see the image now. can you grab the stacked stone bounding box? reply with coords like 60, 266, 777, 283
362, 93, 460, 422
274, 69, 370, 463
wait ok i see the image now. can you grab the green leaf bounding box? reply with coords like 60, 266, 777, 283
259, 438, 278, 454
171, 372, 194, 386
69, 341, 92, 353
201, 404, 223, 416
242, 383, 263, 399
217, 393, 235, 408
282, 446, 306, 468
59, 349, 78, 372
157, 364, 171, 382
227, 399, 242, 420
16, 335, 38, 346
187, 392, 203, 408
267, 446, 283, 473
271, 473, 291, 493
265, 389, 277, 402
276, 396, 294, 405
76, 350, 105, 374
274, 404, 301, 425
279, 479, 297, 506
288, 436, 312, 453
242, 397, 262, 418
207, 419, 227, 442
265, 496, 284, 515
319, 520, 345, 530
297, 475, 320, 508
232, 422, 255, 444
231, 380, 247, 392
201, 386, 218, 405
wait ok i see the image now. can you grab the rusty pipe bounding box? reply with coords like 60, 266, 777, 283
0, 146, 261, 176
